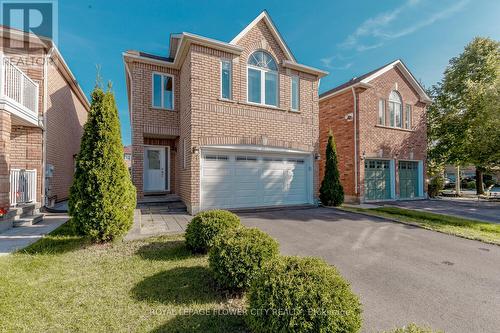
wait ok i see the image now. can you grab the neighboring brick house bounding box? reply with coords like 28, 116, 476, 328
123, 145, 132, 172
319, 60, 432, 203
0, 27, 89, 214
124, 11, 327, 214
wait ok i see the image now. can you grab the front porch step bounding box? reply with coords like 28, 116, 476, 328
11, 203, 39, 218
138, 194, 182, 205
138, 198, 187, 214
13, 214, 44, 227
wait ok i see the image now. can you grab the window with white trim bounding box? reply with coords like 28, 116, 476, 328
247, 50, 278, 106
152, 73, 174, 109
378, 99, 386, 125
388, 90, 402, 128
291, 76, 299, 111
183, 138, 188, 170
221, 59, 232, 99
405, 104, 412, 129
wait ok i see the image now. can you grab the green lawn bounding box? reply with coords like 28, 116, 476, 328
0, 222, 247, 332
341, 206, 500, 245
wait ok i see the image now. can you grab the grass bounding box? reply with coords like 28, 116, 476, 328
341, 206, 500, 245
0, 221, 247, 332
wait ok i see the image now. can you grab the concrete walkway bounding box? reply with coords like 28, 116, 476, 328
125, 208, 191, 241
0, 214, 68, 255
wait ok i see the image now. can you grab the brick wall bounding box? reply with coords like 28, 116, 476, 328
177, 50, 192, 208
357, 67, 427, 198
2, 45, 46, 205
319, 90, 357, 200
45, 61, 88, 202
319, 66, 427, 201
129, 61, 180, 198
128, 19, 321, 212
187, 20, 319, 212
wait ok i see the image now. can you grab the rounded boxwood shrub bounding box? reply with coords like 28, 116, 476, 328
209, 227, 279, 290
185, 210, 240, 253
246, 256, 362, 333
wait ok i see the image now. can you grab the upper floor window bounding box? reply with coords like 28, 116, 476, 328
247, 50, 278, 107
291, 76, 299, 111
388, 90, 402, 128
153, 73, 174, 110
221, 59, 232, 100
405, 104, 412, 129
378, 99, 386, 125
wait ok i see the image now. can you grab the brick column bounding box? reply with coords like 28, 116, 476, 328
0, 112, 11, 208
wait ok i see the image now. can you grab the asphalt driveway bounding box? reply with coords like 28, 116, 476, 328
381, 198, 500, 223
240, 208, 500, 333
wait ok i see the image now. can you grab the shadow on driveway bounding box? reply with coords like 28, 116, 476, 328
239, 207, 500, 333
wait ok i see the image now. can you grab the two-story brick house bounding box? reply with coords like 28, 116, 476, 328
319, 60, 432, 203
124, 11, 327, 214
0, 27, 88, 226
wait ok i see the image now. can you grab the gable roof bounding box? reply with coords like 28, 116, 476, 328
123, 11, 327, 77
319, 59, 432, 104
230, 10, 296, 63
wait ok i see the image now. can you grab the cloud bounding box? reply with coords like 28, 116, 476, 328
320, 56, 353, 70
340, 0, 469, 52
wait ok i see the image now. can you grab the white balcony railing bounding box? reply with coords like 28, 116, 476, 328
0, 54, 39, 124
10, 169, 37, 206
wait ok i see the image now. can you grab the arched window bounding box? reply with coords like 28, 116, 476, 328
247, 51, 278, 106
388, 90, 403, 128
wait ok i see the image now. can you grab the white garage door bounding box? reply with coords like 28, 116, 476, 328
200, 150, 312, 210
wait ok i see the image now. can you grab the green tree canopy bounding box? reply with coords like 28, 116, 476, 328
428, 37, 500, 193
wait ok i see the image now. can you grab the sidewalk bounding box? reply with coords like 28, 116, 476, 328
0, 214, 69, 255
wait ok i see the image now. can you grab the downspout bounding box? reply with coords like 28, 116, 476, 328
42, 46, 54, 207
351, 87, 358, 196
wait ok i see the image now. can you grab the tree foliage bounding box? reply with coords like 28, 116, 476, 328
319, 131, 344, 206
428, 37, 500, 192
69, 85, 136, 242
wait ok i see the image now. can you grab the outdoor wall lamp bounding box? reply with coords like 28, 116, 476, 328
361, 151, 366, 160
192, 146, 199, 155
315, 153, 321, 161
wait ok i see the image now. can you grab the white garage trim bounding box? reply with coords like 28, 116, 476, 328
199, 146, 314, 211
201, 144, 312, 155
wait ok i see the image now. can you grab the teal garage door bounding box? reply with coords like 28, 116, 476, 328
399, 161, 419, 199
364, 160, 391, 200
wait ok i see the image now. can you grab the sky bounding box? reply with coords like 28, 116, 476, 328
54, 0, 500, 145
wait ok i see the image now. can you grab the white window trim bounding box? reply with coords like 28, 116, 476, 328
246, 63, 279, 107
405, 104, 412, 129
378, 99, 386, 125
388, 91, 403, 128
152, 72, 175, 110
291, 75, 299, 111
220, 59, 232, 100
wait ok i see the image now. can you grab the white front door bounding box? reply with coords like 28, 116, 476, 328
144, 146, 168, 192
